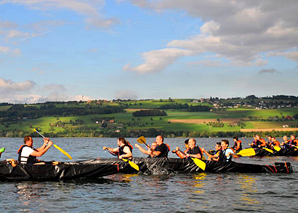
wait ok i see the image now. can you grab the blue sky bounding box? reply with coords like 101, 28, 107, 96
0, 0, 298, 103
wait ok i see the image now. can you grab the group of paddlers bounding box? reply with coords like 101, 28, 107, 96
2, 134, 297, 165
103, 134, 298, 163
249, 134, 298, 149
103, 136, 239, 163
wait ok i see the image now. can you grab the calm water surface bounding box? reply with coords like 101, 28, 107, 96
1, 137, 298, 213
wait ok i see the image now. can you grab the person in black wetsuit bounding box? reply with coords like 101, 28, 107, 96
150, 135, 169, 158
185, 138, 203, 159
103, 137, 133, 159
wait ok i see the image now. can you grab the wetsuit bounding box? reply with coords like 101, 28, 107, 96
232, 140, 242, 152
218, 148, 234, 162
154, 143, 169, 157
118, 145, 132, 159
186, 146, 203, 159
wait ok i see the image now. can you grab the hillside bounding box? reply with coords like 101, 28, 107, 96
0, 96, 298, 137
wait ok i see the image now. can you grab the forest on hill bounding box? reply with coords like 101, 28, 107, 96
0, 95, 298, 138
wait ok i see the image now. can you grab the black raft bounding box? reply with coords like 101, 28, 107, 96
0, 158, 293, 181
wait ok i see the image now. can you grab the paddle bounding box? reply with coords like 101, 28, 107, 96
136, 136, 150, 148
104, 147, 139, 171
121, 158, 140, 171
237, 148, 256, 157
177, 148, 206, 171
273, 146, 281, 152
34, 129, 72, 160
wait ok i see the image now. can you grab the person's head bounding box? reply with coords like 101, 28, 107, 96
233, 137, 238, 142
290, 135, 296, 140
151, 142, 157, 150
184, 139, 189, 149
283, 135, 288, 141
117, 137, 127, 147
24, 135, 33, 147
255, 134, 261, 140
267, 135, 272, 141
156, 135, 164, 145
221, 140, 229, 150
215, 142, 221, 151
188, 138, 196, 149
272, 137, 276, 141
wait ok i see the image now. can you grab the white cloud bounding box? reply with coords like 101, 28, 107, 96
1, 0, 119, 29
0, 78, 36, 92
268, 50, 298, 62
124, 48, 192, 74
124, 0, 298, 73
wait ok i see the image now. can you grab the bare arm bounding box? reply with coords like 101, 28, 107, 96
119, 146, 132, 159
30, 141, 53, 157
135, 144, 150, 155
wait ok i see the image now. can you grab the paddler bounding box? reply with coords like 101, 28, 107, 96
18, 135, 53, 164
135, 141, 157, 158
249, 134, 266, 148
172, 139, 189, 158
185, 138, 204, 160
218, 140, 236, 162
284, 135, 298, 149
103, 137, 133, 159
231, 136, 242, 152
150, 135, 170, 158
201, 142, 221, 161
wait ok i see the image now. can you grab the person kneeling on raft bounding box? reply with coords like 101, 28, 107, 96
103, 137, 133, 159
18, 135, 53, 165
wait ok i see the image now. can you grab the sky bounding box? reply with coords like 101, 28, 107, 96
0, 0, 298, 103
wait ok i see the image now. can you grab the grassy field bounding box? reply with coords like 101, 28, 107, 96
0, 99, 298, 136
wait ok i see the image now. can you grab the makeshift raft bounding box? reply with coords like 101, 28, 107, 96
0, 158, 293, 181
238, 147, 298, 157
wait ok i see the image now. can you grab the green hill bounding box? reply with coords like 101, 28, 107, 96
0, 97, 298, 137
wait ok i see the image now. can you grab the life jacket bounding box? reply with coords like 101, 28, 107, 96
218, 148, 233, 162
186, 146, 206, 160
118, 145, 132, 159
17, 145, 38, 164
232, 140, 242, 151
259, 139, 267, 147
272, 141, 280, 147
165, 143, 171, 151
289, 139, 298, 146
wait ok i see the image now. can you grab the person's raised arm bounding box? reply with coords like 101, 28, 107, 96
30, 141, 53, 157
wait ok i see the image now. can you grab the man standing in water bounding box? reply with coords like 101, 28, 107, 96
18, 135, 53, 164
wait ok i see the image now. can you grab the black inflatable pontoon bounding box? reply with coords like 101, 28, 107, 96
0, 158, 293, 181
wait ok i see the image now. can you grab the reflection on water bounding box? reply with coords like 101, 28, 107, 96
237, 175, 260, 205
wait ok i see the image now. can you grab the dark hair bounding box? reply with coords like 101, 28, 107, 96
157, 135, 164, 142
221, 140, 229, 146
184, 139, 189, 144
233, 136, 238, 140
216, 142, 221, 146
268, 135, 272, 138
24, 135, 32, 144
118, 137, 127, 145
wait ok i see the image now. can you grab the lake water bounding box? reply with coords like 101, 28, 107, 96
1, 137, 298, 213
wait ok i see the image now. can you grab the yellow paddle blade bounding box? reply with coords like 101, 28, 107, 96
122, 159, 139, 171
273, 146, 281, 152
136, 136, 147, 144
53, 144, 72, 160
191, 158, 206, 171
237, 148, 256, 157
263, 147, 274, 153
